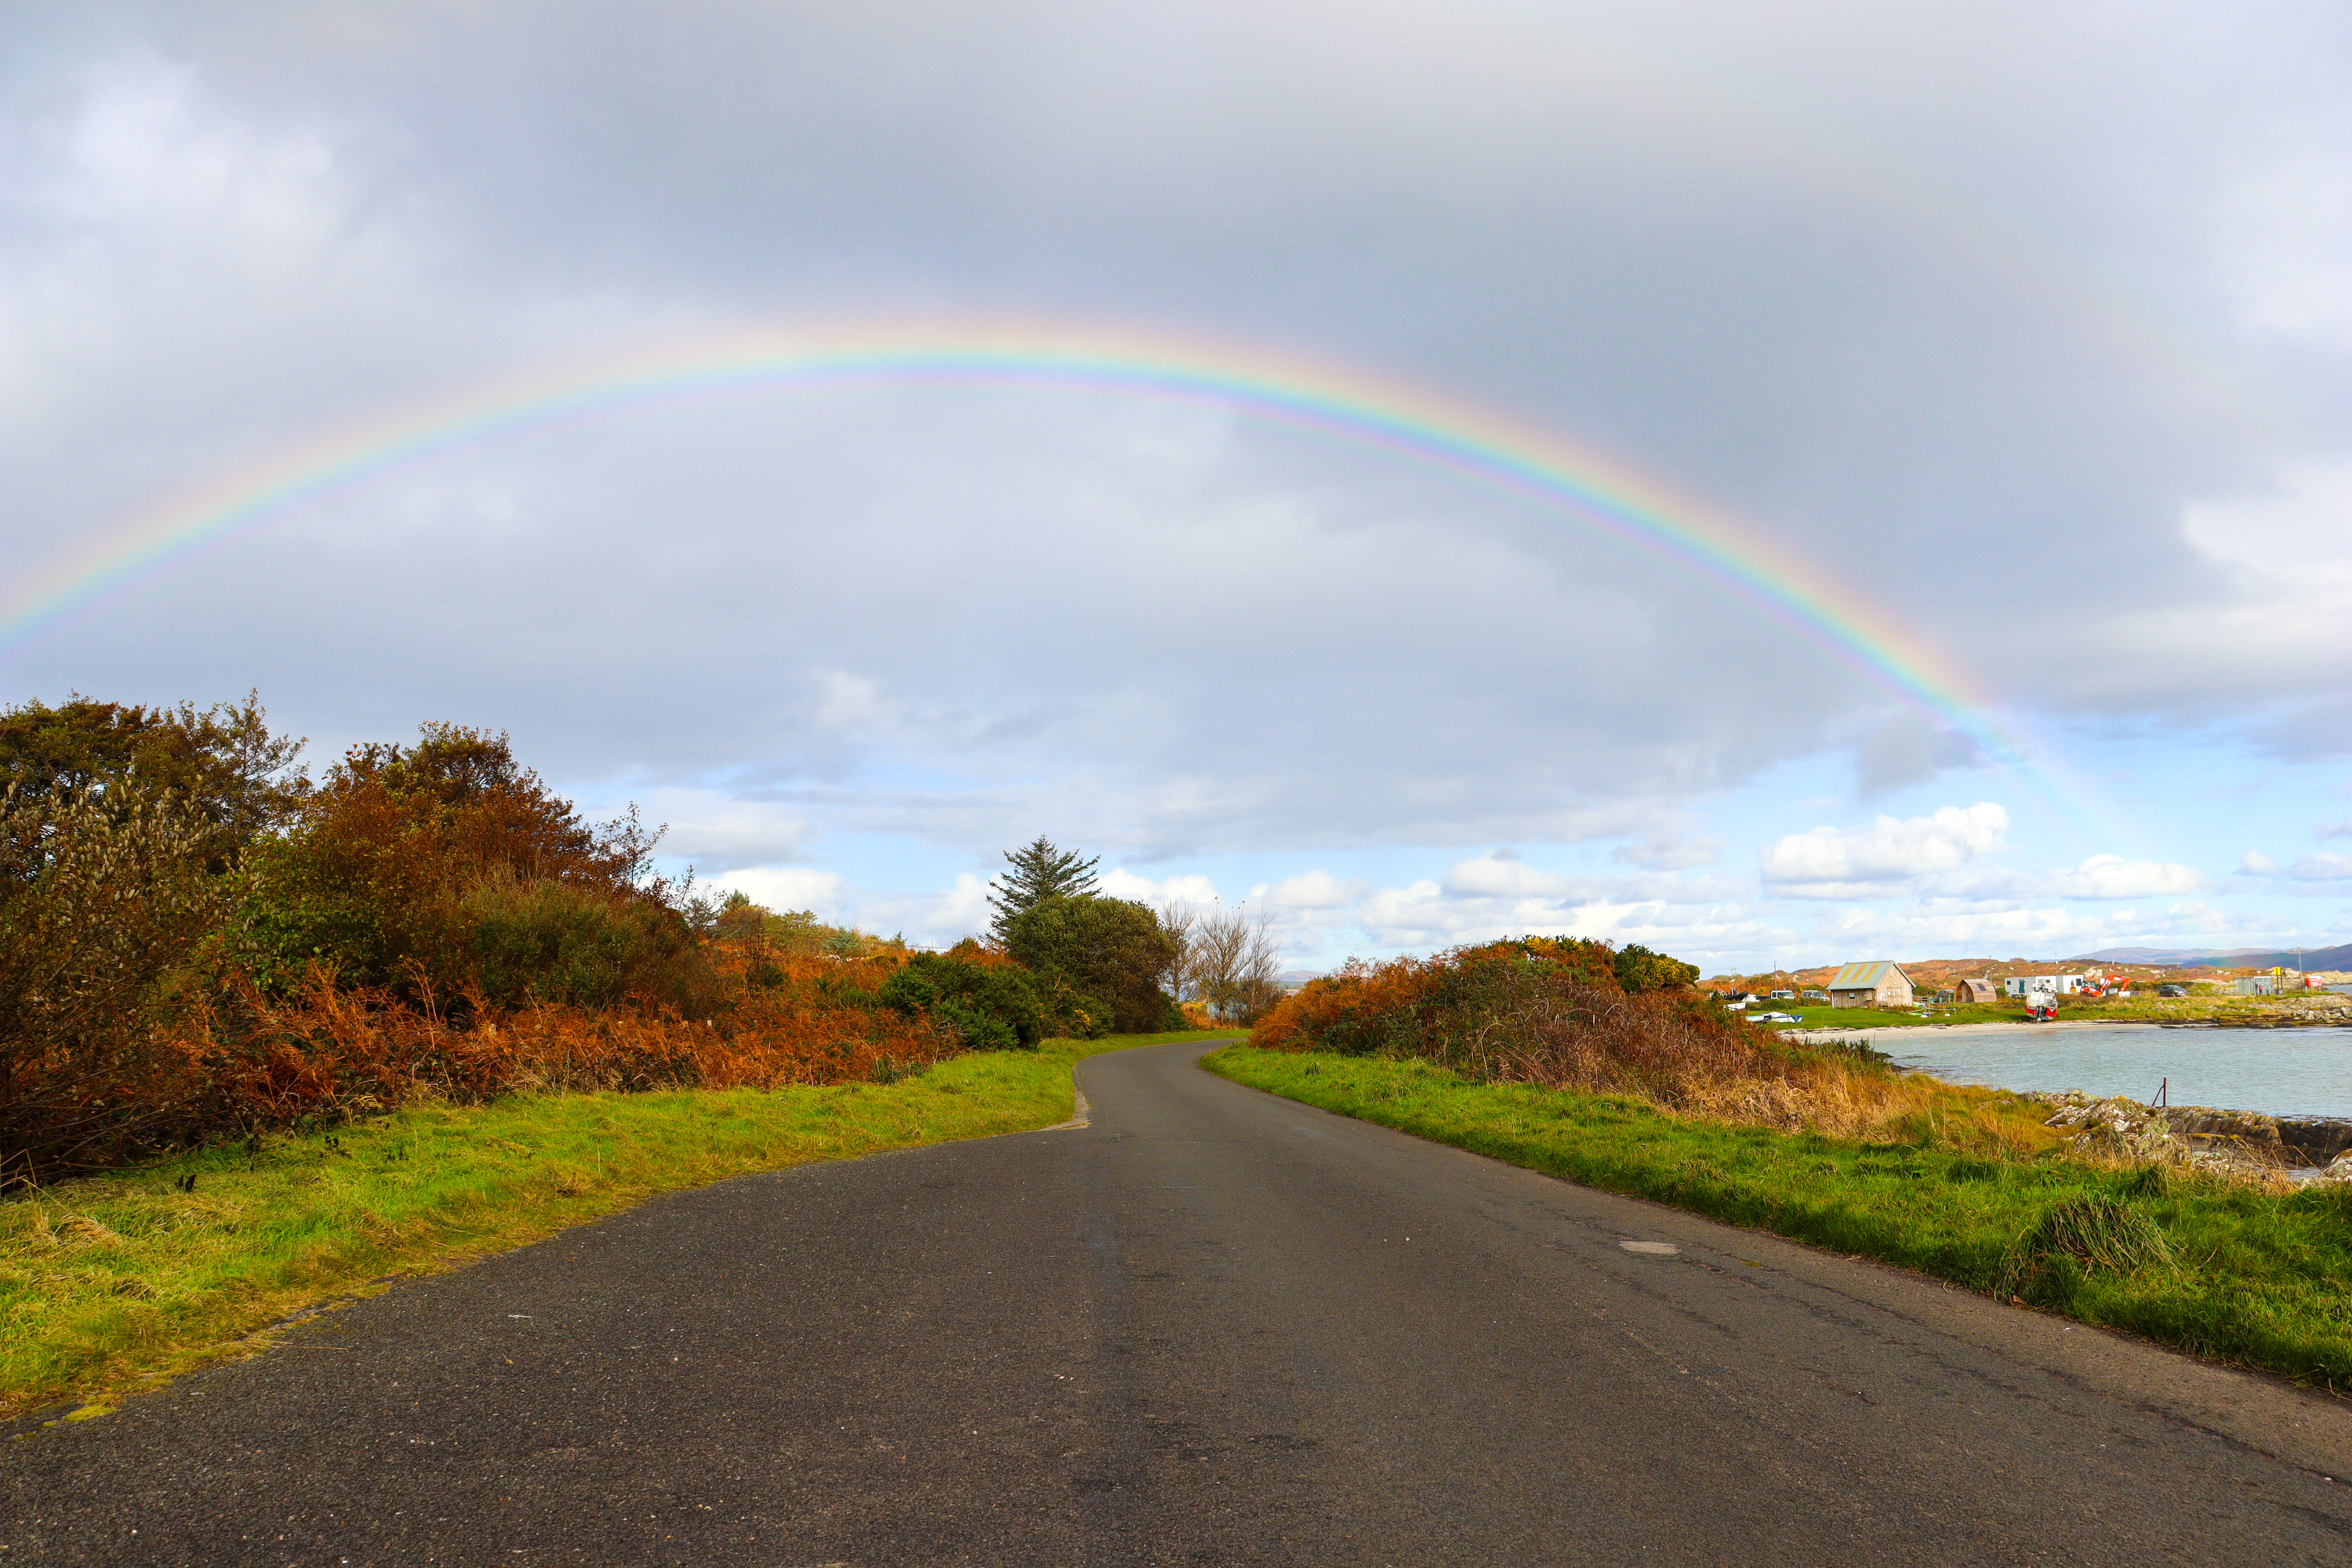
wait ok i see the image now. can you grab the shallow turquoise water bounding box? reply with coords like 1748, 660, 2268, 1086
1880, 1025, 2352, 1119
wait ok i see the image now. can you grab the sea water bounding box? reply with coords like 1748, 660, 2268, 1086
1878, 1025, 2352, 1119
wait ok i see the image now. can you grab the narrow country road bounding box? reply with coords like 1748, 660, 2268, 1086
8, 1040, 2352, 1564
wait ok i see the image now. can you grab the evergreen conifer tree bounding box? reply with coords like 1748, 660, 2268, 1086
987, 836, 1100, 942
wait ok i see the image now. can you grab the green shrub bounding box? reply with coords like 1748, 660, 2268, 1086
461, 875, 711, 1012
1003, 895, 1182, 1034
1061, 991, 1117, 1039
1996, 1194, 2174, 1304
879, 953, 1052, 1050
1613, 942, 1700, 993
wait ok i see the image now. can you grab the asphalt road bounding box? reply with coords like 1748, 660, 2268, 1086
8, 1040, 2352, 1565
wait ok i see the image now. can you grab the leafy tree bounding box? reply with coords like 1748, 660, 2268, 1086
0, 691, 305, 872
0, 786, 223, 1175
1003, 894, 1183, 1033
1613, 942, 1700, 993
987, 836, 1100, 944
232, 723, 703, 1010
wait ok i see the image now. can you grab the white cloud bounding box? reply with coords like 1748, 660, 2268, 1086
599, 788, 811, 871
1782, 900, 2299, 966
811, 671, 887, 734
705, 866, 849, 920
693, 850, 2316, 976
1441, 852, 1577, 899
2242, 850, 2278, 875
2319, 821, 2352, 840
2048, 855, 2210, 899
1098, 867, 1223, 906
1251, 870, 1370, 913
849, 873, 997, 944
2288, 852, 2352, 882
1224, 854, 1777, 962
2094, 462, 2352, 726
1351, 878, 1632, 951
1760, 804, 2008, 898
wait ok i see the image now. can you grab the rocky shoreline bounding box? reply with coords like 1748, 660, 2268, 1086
2025, 1092, 2352, 1184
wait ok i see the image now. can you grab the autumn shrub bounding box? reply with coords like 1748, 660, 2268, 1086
710, 893, 907, 958
230, 724, 680, 1007
0, 704, 1111, 1179
1, 938, 960, 1176
0, 784, 226, 1178
1250, 936, 1913, 1134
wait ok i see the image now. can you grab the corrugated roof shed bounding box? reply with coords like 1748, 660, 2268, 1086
1829, 961, 1895, 990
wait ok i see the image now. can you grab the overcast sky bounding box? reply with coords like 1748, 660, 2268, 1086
5, 2, 2350, 972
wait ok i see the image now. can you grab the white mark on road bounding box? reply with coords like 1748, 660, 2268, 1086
1620, 1241, 1680, 1256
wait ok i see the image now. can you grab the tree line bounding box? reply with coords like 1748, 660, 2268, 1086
0, 695, 1289, 1178
980, 836, 1290, 1035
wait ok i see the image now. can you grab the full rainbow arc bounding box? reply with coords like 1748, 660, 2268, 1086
0, 320, 2062, 815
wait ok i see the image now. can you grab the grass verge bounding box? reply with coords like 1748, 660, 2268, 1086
1205, 1046, 2352, 1390
1768, 1003, 2024, 1028
2, 1032, 1232, 1420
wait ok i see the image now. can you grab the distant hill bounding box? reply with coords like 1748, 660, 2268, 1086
1706, 947, 2327, 989
2069, 946, 2249, 963
2070, 943, 2352, 971
2184, 943, 2352, 972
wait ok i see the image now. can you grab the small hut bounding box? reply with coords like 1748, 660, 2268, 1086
1827, 961, 1916, 1009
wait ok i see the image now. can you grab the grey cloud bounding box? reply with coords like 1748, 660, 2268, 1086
3, 2, 2350, 925
1612, 836, 1722, 871
18, 371, 1869, 857
1852, 717, 1984, 798
2247, 693, 2352, 762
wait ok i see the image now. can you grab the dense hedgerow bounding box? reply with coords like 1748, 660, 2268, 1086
0, 699, 1155, 1179
1250, 936, 1932, 1136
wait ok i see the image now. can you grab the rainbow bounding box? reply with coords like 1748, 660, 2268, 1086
0, 318, 2089, 828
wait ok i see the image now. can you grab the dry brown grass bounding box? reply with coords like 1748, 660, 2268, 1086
1250, 939, 2063, 1149
4, 944, 955, 1179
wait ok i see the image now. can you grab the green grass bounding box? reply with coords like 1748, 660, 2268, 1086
0, 1033, 1226, 1421
1761, 1004, 2025, 1028
1082, 1028, 1248, 1046
1205, 1046, 2352, 1390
